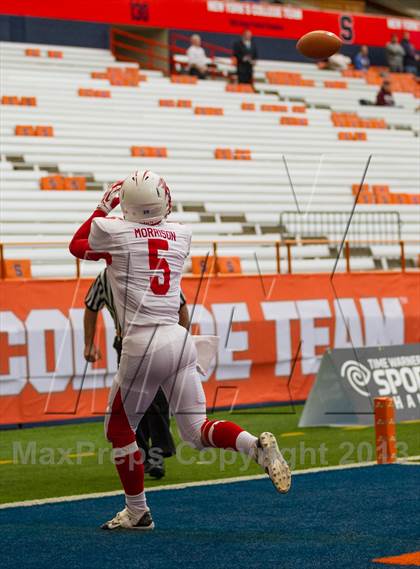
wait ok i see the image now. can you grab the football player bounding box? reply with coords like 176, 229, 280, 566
83, 267, 186, 479
69, 170, 291, 530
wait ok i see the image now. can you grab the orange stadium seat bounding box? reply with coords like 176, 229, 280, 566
15, 125, 36, 136
40, 176, 87, 190
171, 75, 197, 84
390, 194, 410, 204
78, 89, 111, 98
407, 194, 420, 204
300, 79, 315, 86
214, 148, 251, 160
95, 90, 111, 98
234, 149, 251, 160
292, 105, 306, 113
2, 96, 20, 105
159, 99, 176, 107
372, 185, 390, 194
40, 176, 66, 190
332, 112, 387, 129
191, 256, 217, 275
106, 68, 124, 82
25, 48, 40, 57
265, 71, 314, 87
131, 146, 168, 157
1, 260, 32, 279
261, 104, 288, 112
35, 126, 54, 136
177, 99, 192, 108
375, 194, 391, 204
194, 107, 223, 116
47, 50, 63, 58
19, 97, 37, 106
63, 177, 87, 191
107, 67, 141, 86
332, 112, 357, 120
91, 71, 109, 79
241, 102, 255, 111
341, 69, 365, 78
1, 95, 20, 105
352, 183, 370, 196
358, 194, 375, 204
338, 132, 367, 141
214, 148, 233, 160
410, 195, 420, 204
191, 256, 241, 274
217, 257, 242, 274
324, 81, 348, 89
280, 117, 308, 126
226, 84, 254, 93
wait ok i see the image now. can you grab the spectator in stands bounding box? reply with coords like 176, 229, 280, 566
354, 45, 370, 71
376, 79, 395, 106
385, 34, 405, 73
187, 34, 208, 79
233, 30, 258, 84
400, 32, 418, 75
325, 50, 351, 71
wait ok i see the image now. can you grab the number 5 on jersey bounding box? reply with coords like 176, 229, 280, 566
148, 238, 170, 295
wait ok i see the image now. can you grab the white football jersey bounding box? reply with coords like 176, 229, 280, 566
89, 217, 191, 331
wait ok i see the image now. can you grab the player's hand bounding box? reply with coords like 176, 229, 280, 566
97, 180, 123, 214
84, 343, 102, 363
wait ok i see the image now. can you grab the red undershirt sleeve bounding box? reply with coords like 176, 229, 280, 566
69, 209, 111, 262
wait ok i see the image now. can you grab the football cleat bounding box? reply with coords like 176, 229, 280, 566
255, 432, 292, 494
101, 507, 155, 531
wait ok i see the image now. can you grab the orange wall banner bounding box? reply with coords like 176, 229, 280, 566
0, 273, 419, 425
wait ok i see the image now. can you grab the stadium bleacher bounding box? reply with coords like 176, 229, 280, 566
1, 40, 419, 277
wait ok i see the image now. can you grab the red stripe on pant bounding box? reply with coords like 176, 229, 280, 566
106, 388, 144, 495
201, 419, 243, 450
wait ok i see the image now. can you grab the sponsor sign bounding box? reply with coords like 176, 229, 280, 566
1, 0, 419, 47
299, 343, 420, 427
0, 273, 419, 424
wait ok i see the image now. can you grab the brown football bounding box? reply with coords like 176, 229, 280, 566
296, 30, 342, 59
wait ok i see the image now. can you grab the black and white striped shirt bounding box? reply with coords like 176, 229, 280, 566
85, 268, 186, 338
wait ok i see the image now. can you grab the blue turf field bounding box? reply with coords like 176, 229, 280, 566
1, 464, 419, 569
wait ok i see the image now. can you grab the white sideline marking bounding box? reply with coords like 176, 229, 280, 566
1, 457, 417, 510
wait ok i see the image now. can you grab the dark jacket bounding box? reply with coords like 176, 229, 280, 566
400, 38, 417, 67
233, 39, 258, 66
376, 88, 395, 106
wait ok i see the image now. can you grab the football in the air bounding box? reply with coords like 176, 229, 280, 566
296, 30, 342, 59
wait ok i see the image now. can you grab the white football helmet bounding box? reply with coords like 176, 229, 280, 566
120, 169, 172, 225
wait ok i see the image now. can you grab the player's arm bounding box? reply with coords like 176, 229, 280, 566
83, 273, 106, 362
179, 303, 189, 330
84, 307, 102, 362
69, 181, 122, 260
178, 289, 189, 329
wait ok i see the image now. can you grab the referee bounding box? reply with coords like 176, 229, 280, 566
84, 268, 189, 479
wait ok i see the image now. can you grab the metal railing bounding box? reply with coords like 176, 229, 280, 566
280, 211, 402, 242
110, 28, 173, 73
110, 28, 233, 77
0, 238, 418, 279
